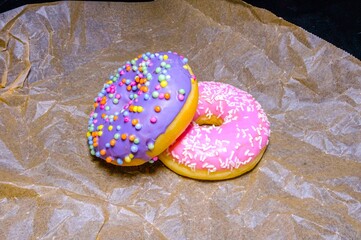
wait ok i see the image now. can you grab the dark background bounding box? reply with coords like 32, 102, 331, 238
246, 0, 361, 60
0, 0, 360, 60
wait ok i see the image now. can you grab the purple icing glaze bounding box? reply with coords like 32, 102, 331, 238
87, 51, 195, 165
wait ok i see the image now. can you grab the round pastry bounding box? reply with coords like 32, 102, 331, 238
159, 81, 270, 180
87, 51, 198, 166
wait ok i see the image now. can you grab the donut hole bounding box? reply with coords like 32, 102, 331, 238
195, 114, 224, 127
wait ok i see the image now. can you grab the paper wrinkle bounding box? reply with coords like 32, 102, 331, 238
0, 0, 361, 239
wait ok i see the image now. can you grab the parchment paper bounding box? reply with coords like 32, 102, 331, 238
0, 0, 360, 239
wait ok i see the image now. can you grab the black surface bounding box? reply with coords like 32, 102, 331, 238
0, 0, 360, 60
246, 0, 361, 60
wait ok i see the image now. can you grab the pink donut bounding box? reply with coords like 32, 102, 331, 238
159, 81, 270, 180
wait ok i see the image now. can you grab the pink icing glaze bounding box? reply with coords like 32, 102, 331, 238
166, 81, 270, 173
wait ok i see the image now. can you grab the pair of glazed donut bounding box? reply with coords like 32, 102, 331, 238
87, 51, 270, 180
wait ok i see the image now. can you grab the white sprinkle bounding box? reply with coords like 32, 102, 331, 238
242, 128, 249, 138
229, 150, 235, 161
172, 152, 180, 161
257, 127, 261, 136
202, 144, 212, 151
239, 103, 244, 111
248, 133, 254, 147
189, 163, 196, 172
200, 154, 206, 162
219, 104, 224, 115
223, 118, 232, 125
245, 149, 250, 156
235, 157, 241, 168
257, 136, 263, 149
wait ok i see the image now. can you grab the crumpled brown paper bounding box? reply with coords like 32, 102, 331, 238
0, 0, 360, 239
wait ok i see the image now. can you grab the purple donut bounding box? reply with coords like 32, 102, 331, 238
87, 51, 198, 166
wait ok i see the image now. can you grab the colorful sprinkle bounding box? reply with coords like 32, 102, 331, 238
129, 134, 135, 142
154, 106, 161, 112
117, 158, 123, 165
131, 145, 138, 153
150, 117, 157, 123
137, 106, 144, 113
147, 142, 155, 150
158, 74, 166, 82
100, 149, 106, 156
124, 156, 131, 163
160, 81, 168, 88
152, 91, 159, 98
135, 123, 142, 130
132, 119, 139, 126
121, 133, 127, 140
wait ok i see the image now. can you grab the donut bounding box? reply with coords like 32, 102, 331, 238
159, 81, 270, 180
87, 51, 198, 166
